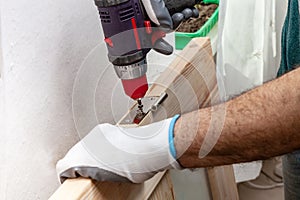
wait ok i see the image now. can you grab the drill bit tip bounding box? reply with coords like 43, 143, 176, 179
137, 98, 144, 114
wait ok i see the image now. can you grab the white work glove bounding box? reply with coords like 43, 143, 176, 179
57, 115, 181, 183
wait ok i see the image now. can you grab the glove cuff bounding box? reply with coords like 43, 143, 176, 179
168, 114, 180, 159
168, 114, 183, 170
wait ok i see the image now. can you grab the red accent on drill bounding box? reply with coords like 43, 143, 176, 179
121, 75, 148, 100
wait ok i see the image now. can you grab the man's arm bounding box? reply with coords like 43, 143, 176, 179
57, 66, 300, 183
175, 67, 300, 168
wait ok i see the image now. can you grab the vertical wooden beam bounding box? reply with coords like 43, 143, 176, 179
149, 172, 175, 200
207, 166, 239, 200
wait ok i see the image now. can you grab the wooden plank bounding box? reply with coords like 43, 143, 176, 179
50, 37, 237, 200
207, 166, 239, 200
50, 173, 167, 200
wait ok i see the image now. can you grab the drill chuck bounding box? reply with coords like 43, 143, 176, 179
113, 59, 147, 80
113, 58, 148, 99
114, 58, 148, 100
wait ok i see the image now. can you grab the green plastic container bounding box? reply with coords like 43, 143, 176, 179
175, 0, 219, 50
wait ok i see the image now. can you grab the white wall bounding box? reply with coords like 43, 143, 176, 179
0, 75, 4, 198
1, 0, 104, 199
0, 11, 8, 199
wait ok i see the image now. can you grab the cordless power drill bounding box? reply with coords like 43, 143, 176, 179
94, 0, 198, 109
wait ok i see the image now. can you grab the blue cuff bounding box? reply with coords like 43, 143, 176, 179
169, 114, 180, 159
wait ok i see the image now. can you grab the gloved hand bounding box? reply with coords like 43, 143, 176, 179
57, 115, 181, 183
140, 0, 199, 54
141, 0, 199, 30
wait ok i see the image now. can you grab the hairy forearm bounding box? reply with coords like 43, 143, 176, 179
174, 67, 300, 168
